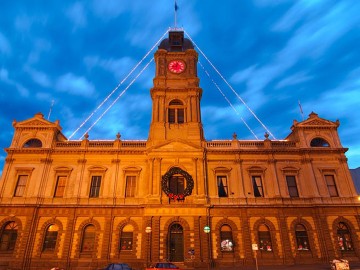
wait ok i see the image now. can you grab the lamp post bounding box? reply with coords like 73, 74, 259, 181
145, 226, 152, 267
203, 225, 211, 270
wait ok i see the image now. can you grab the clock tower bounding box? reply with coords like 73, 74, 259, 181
148, 30, 204, 146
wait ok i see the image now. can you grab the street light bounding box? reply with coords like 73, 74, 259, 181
203, 225, 211, 269
145, 226, 152, 267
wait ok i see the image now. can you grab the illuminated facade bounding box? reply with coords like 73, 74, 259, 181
0, 30, 359, 270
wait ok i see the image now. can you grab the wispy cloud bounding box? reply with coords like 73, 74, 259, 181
67, 2, 87, 28
0, 68, 29, 97
84, 56, 136, 81
56, 73, 95, 97
276, 72, 312, 89
0, 32, 11, 55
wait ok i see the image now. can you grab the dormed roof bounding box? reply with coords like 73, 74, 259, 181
158, 30, 194, 52
158, 38, 194, 51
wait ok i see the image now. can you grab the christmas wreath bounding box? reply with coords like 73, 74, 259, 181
161, 167, 194, 200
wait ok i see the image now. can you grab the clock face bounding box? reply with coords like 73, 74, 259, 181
168, 60, 186, 74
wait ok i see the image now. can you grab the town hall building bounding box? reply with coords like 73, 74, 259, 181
0, 30, 359, 270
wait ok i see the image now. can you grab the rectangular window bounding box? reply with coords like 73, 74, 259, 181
252, 176, 264, 197
286, 175, 299, 197
120, 232, 133, 250
168, 108, 175, 123
169, 176, 185, 194
217, 176, 228, 197
14, 175, 28, 197
89, 176, 101, 198
325, 175, 338, 197
177, 109, 184, 123
125, 176, 136, 197
54, 176, 67, 197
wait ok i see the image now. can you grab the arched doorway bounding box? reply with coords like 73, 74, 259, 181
169, 223, 184, 262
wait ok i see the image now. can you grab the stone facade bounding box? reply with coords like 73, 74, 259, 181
0, 30, 359, 270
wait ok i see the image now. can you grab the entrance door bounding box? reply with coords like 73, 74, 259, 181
169, 223, 184, 262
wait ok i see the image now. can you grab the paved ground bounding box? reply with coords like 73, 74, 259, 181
206, 262, 360, 270
189, 261, 360, 270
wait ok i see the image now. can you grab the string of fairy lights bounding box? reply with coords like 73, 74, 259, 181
68, 27, 275, 141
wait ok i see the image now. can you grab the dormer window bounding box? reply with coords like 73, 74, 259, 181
310, 137, 329, 147
168, 99, 185, 124
23, 139, 42, 148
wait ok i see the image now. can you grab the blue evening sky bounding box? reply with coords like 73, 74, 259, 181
1, 0, 360, 174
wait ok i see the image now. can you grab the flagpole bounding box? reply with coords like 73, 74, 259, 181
298, 100, 304, 121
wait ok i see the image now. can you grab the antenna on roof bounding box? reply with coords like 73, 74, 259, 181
47, 100, 54, 120
174, 0, 178, 28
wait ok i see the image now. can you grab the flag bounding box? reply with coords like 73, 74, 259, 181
175, 1, 178, 11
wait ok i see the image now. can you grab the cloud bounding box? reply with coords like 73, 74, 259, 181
91, 0, 127, 19
67, 2, 87, 28
0, 32, 11, 55
275, 72, 312, 89
55, 73, 95, 97
84, 56, 136, 81
25, 67, 52, 87
230, 65, 257, 84
307, 68, 360, 118
0, 68, 29, 97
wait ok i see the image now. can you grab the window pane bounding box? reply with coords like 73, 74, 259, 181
325, 175, 338, 197
177, 109, 184, 123
43, 224, 59, 251
0, 222, 18, 251
169, 175, 185, 194
89, 176, 101, 198
120, 232, 133, 250
220, 225, 233, 252
81, 225, 96, 252
252, 176, 263, 197
14, 175, 28, 197
258, 225, 272, 251
295, 224, 310, 250
337, 222, 353, 251
125, 176, 136, 197
168, 109, 175, 123
217, 176, 228, 197
54, 176, 67, 197
286, 176, 299, 197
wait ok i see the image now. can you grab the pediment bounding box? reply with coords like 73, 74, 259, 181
13, 113, 61, 129
151, 140, 202, 151
293, 112, 339, 128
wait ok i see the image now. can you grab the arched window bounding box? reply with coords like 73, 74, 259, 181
258, 224, 272, 251
42, 224, 59, 251
120, 224, 134, 251
168, 99, 185, 124
295, 224, 310, 250
310, 137, 329, 147
23, 138, 42, 148
220, 225, 234, 252
81, 225, 96, 253
0, 222, 18, 252
337, 222, 353, 251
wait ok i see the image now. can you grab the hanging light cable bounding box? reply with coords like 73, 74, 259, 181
198, 61, 259, 140
184, 30, 276, 140
68, 29, 169, 140
79, 57, 154, 139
